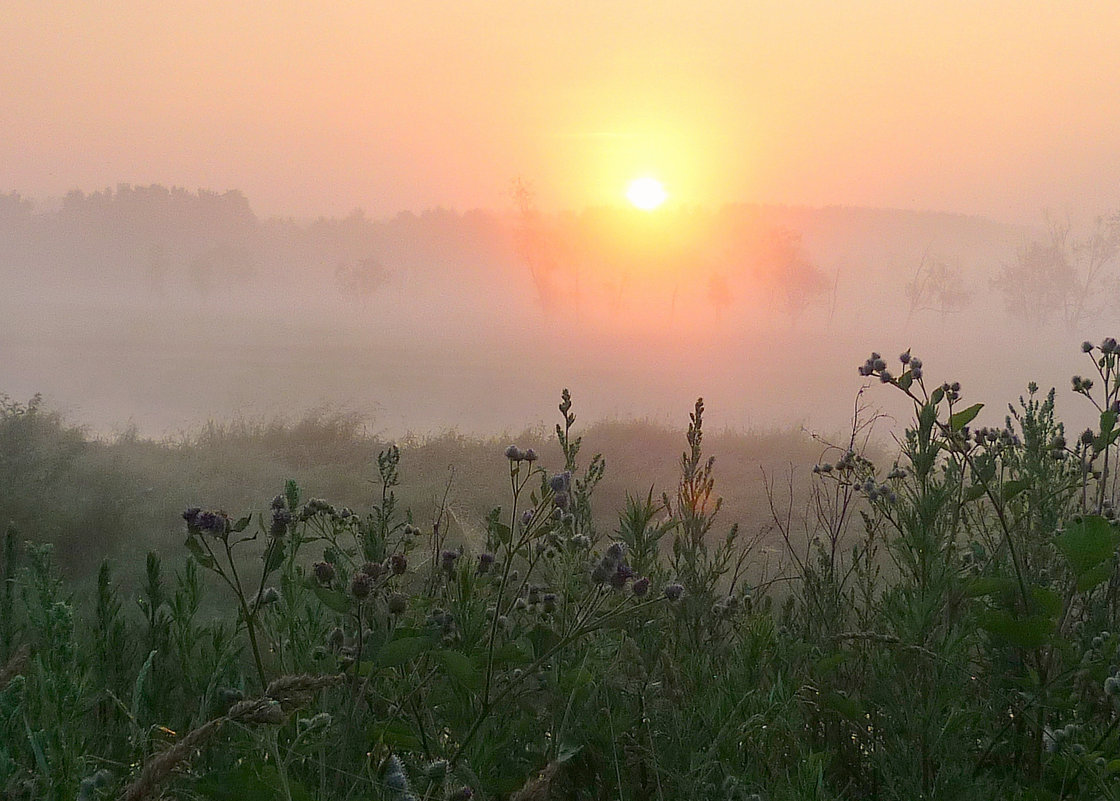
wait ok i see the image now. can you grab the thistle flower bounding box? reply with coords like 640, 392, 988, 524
632, 576, 650, 597
312, 562, 336, 585
477, 552, 495, 574
440, 550, 459, 573
549, 471, 571, 493
388, 593, 408, 614
361, 561, 387, 579
604, 541, 625, 564
449, 787, 474, 801
520, 509, 535, 527
255, 587, 281, 607
195, 510, 229, 538
1083, 341, 1095, 353
270, 507, 292, 537
350, 573, 373, 601
552, 491, 569, 510
182, 507, 201, 527
389, 553, 408, 575
271, 494, 286, 510
664, 583, 684, 602
505, 445, 523, 461
523, 448, 538, 462
542, 593, 557, 613
609, 563, 635, 590
327, 627, 345, 649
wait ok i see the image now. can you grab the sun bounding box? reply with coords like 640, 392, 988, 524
626, 176, 668, 211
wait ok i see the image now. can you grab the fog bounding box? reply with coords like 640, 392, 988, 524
2, 186, 1116, 442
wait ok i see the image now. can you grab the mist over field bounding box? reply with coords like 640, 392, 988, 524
3, 186, 1115, 444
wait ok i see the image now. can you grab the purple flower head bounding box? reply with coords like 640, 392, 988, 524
312, 561, 336, 585
182, 507, 202, 527
552, 491, 569, 510
270, 494, 286, 511
663, 583, 684, 602
604, 541, 625, 564
523, 448, 538, 462
195, 510, 229, 538
549, 471, 571, 494
505, 444, 523, 461
350, 573, 373, 600
609, 562, 635, 590
520, 509, 535, 527
632, 576, 650, 597
440, 550, 460, 573
361, 561, 386, 579
389, 553, 408, 575
477, 552, 495, 574
270, 507, 292, 538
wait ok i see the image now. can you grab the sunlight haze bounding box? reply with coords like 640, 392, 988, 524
4, 1, 1119, 222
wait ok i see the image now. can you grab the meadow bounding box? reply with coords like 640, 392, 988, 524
5, 341, 1120, 800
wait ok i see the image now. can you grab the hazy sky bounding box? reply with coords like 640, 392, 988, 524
3, 1, 1119, 223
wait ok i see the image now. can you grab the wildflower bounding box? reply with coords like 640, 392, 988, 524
361, 561, 386, 579
505, 444, 523, 461
549, 471, 571, 493
552, 491, 569, 510
477, 553, 495, 574
664, 583, 684, 602
879, 370, 893, 383
523, 448, 538, 462
1103, 337, 1118, 354
1083, 341, 1095, 353
604, 541, 625, 564
256, 587, 281, 607
271, 494, 286, 510
911, 366, 923, 380
270, 507, 292, 537
1105, 676, 1120, 696
388, 592, 408, 614
350, 573, 373, 601
910, 357, 922, 370
389, 553, 408, 575
195, 510, 229, 538
1081, 429, 1096, 446
521, 509, 535, 527
609, 563, 635, 590
497, 615, 512, 634
182, 507, 201, 527
440, 550, 459, 573
312, 561, 336, 585
449, 787, 474, 801
899, 350, 911, 364
632, 576, 650, 597
542, 593, 557, 613
383, 755, 412, 795
327, 627, 345, 649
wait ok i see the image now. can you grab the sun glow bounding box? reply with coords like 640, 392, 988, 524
626, 177, 668, 211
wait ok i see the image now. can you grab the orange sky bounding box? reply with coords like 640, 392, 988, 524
3, 1, 1119, 223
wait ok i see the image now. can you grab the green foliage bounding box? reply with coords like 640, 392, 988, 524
12, 344, 1120, 798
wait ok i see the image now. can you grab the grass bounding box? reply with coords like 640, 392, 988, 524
5, 340, 1120, 800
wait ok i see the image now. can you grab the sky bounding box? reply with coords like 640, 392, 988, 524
3, 1, 1120, 224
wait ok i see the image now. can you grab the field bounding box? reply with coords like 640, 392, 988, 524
5, 342, 1120, 800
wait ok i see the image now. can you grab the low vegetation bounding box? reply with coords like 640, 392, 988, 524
4, 341, 1120, 799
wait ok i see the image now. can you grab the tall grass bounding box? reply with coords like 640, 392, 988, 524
4, 342, 1120, 799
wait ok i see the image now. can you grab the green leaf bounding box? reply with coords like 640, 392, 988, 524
1030, 585, 1062, 618
432, 649, 481, 690
977, 609, 1054, 648
1001, 479, 1030, 502
1098, 410, 1118, 452
1077, 560, 1114, 592
963, 484, 987, 503
132, 649, 158, 722
822, 690, 866, 724
310, 584, 350, 614
950, 403, 983, 431
930, 387, 945, 406
368, 720, 423, 751
964, 577, 1016, 598
285, 479, 300, 511
377, 635, 435, 667
184, 537, 215, 570
231, 514, 252, 533
1055, 515, 1119, 579
263, 539, 285, 574
897, 370, 913, 391
196, 763, 314, 801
